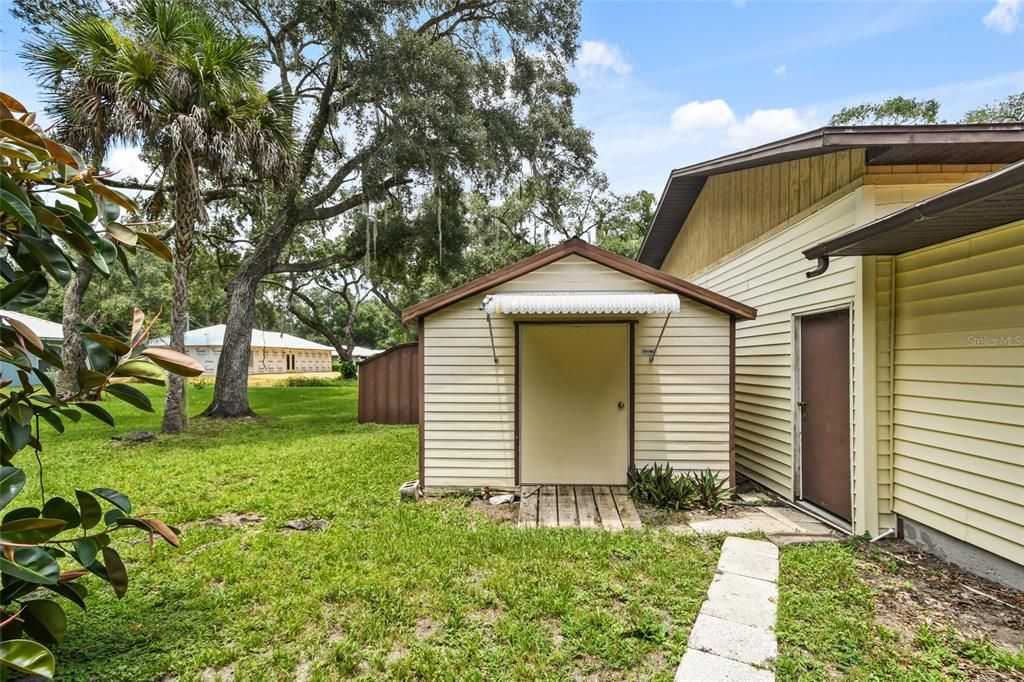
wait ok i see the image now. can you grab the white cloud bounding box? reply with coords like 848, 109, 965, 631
670, 99, 737, 132
983, 0, 1022, 33
669, 99, 813, 147
773, 65, 788, 78
576, 40, 632, 78
726, 108, 812, 146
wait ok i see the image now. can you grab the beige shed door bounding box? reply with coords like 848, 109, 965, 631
519, 323, 629, 485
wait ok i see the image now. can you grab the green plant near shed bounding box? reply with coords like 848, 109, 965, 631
0, 91, 203, 679
628, 464, 733, 512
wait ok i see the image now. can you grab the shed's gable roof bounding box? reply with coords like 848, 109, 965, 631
401, 239, 756, 322
638, 123, 1024, 268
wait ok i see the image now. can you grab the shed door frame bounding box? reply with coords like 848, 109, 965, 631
793, 304, 854, 528
514, 320, 635, 485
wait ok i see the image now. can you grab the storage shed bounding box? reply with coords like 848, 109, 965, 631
402, 239, 756, 494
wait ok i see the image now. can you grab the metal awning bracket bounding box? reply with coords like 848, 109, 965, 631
481, 297, 499, 364
649, 312, 672, 363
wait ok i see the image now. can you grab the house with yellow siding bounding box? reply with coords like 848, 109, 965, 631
638, 124, 1023, 588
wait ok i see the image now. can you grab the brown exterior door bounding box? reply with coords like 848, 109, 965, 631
799, 309, 851, 522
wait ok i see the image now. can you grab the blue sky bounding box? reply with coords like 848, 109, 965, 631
574, 0, 1024, 191
2, 0, 1022, 195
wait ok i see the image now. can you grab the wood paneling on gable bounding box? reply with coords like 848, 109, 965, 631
662, 150, 867, 278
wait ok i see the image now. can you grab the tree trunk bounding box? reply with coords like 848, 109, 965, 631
202, 210, 297, 418
55, 258, 95, 397
162, 154, 203, 433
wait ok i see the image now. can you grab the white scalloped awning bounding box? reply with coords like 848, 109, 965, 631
482, 293, 680, 315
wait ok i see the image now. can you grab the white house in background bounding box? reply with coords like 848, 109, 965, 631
0, 310, 64, 383
152, 324, 333, 375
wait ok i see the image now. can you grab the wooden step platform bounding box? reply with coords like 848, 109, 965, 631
518, 485, 643, 530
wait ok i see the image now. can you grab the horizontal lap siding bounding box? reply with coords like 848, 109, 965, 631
634, 301, 731, 475
424, 297, 516, 489
684, 193, 861, 499
422, 254, 733, 489
892, 220, 1024, 566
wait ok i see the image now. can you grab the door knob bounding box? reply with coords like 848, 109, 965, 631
618, 401, 625, 409
797, 401, 808, 408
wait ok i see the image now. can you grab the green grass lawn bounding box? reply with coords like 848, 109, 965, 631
24, 383, 720, 681
776, 542, 1024, 681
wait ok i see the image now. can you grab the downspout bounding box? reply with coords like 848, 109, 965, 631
870, 528, 896, 542
887, 257, 897, 523
805, 256, 830, 278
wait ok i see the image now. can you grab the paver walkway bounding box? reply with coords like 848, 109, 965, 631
676, 537, 779, 681
687, 504, 840, 545
518, 485, 642, 530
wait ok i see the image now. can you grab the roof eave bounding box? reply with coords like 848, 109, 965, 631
804, 158, 1024, 260
402, 239, 756, 323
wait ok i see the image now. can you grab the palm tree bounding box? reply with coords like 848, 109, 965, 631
26, 0, 292, 432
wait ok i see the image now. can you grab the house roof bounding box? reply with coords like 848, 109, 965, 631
401, 238, 757, 322
332, 346, 382, 358
0, 310, 64, 340
638, 123, 1024, 268
803, 159, 1024, 265
153, 325, 333, 351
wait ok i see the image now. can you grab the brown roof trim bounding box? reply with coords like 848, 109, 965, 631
638, 123, 1024, 267
804, 159, 1024, 261
401, 238, 757, 322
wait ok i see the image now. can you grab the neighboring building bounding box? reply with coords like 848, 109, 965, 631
332, 346, 383, 362
402, 239, 756, 494
0, 310, 63, 384
639, 124, 1023, 587
153, 325, 333, 375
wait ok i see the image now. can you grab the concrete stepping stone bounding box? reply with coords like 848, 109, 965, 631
717, 540, 779, 582
675, 649, 774, 682
701, 572, 778, 629
676, 536, 779, 680
688, 612, 778, 666
687, 515, 792, 535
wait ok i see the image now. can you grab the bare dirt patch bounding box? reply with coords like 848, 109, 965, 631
414, 617, 443, 640
386, 641, 410, 664
470, 607, 503, 625
858, 540, 1024, 651
464, 497, 519, 525
199, 663, 235, 681
203, 513, 264, 528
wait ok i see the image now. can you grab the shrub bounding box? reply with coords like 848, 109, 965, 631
628, 463, 699, 511
281, 375, 344, 387
339, 360, 357, 380
628, 464, 734, 512
689, 468, 732, 513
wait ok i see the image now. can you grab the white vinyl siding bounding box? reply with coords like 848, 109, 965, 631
889, 221, 1024, 565
685, 191, 861, 503
184, 347, 331, 375
422, 255, 732, 490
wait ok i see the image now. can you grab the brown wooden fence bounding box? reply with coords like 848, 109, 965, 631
357, 342, 419, 424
